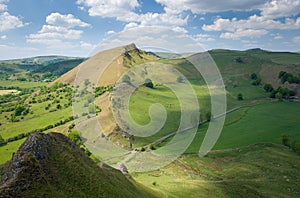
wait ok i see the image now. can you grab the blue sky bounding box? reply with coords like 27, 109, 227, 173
0, 0, 300, 59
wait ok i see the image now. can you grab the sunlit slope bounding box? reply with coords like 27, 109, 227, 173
53, 43, 158, 86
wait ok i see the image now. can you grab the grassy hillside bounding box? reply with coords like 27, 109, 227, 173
133, 143, 300, 197
0, 56, 84, 82
185, 101, 300, 153
0, 132, 155, 197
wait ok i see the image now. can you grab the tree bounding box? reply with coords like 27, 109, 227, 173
206, 111, 212, 122
14, 106, 25, 116
275, 92, 283, 100
281, 134, 290, 147
150, 144, 156, 150
235, 57, 243, 63
278, 71, 286, 78
251, 78, 261, 86
237, 93, 243, 100
144, 78, 154, 88
250, 73, 258, 80
56, 104, 62, 109
263, 84, 274, 92
0, 135, 5, 146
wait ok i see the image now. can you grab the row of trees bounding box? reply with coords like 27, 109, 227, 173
263, 83, 296, 99
279, 71, 300, 84
250, 72, 296, 99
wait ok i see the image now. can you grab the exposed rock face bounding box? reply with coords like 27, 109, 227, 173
0, 133, 71, 197
0, 132, 153, 198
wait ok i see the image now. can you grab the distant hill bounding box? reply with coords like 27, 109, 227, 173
0, 132, 154, 197
0, 56, 85, 80
207, 48, 300, 95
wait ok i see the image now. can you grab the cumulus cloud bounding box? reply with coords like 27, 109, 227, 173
261, 0, 300, 19
27, 13, 90, 45
124, 22, 138, 30
203, 15, 300, 32
46, 12, 90, 28
77, 0, 188, 27
106, 30, 116, 35
220, 29, 268, 39
0, 0, 8, 11
155, 0, 268, 14
0, 12, 26, 32
77, 0, 139, 18
193, 34, 215, 42
201, 0, 300, 40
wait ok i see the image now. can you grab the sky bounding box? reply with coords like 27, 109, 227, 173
0, 0, 300, 59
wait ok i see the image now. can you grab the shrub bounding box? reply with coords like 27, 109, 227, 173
281, 134, 290, 147
291, 140, 300, 154
237, 93, 243, 100
263, 84, 274, 92
251, 78, 261, 86
150, 145, 156, 150
144, 78, 154, 88
250, 73, 258, 80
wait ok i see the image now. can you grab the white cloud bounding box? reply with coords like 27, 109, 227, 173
77, 0, 188, 27
201, 0, 300, 40
172, 26, 187, 33
261, 0, 300, 19
80, 41, 96, 49
27, 13, 89, 45
156, 0, 268, 14
220, 29, 268, 40
138, 12, 188, 26
0, 0, 8, 11
124, 22, 138, 30
1, 35, 6, 39
193, 34, 215, 42
203, 15, 300, 32
77, 0, 139, 18
46, 12, 90, 28
272, 33, 283, 39
0, 12, 26, 32
107, 30, 116, 35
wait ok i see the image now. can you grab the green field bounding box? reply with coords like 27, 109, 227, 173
185, 101, 300, 153
0, 80, 48, 88
0, 139, 25, 165
133, 143, 300, 197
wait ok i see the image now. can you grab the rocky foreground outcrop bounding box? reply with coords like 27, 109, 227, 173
0, 132, 154, 198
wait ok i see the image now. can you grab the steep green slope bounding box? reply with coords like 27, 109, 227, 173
0, 132, 155, 197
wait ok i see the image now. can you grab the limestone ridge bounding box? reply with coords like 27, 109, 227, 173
52, 43, 158, 85
0, 132, 154, 197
